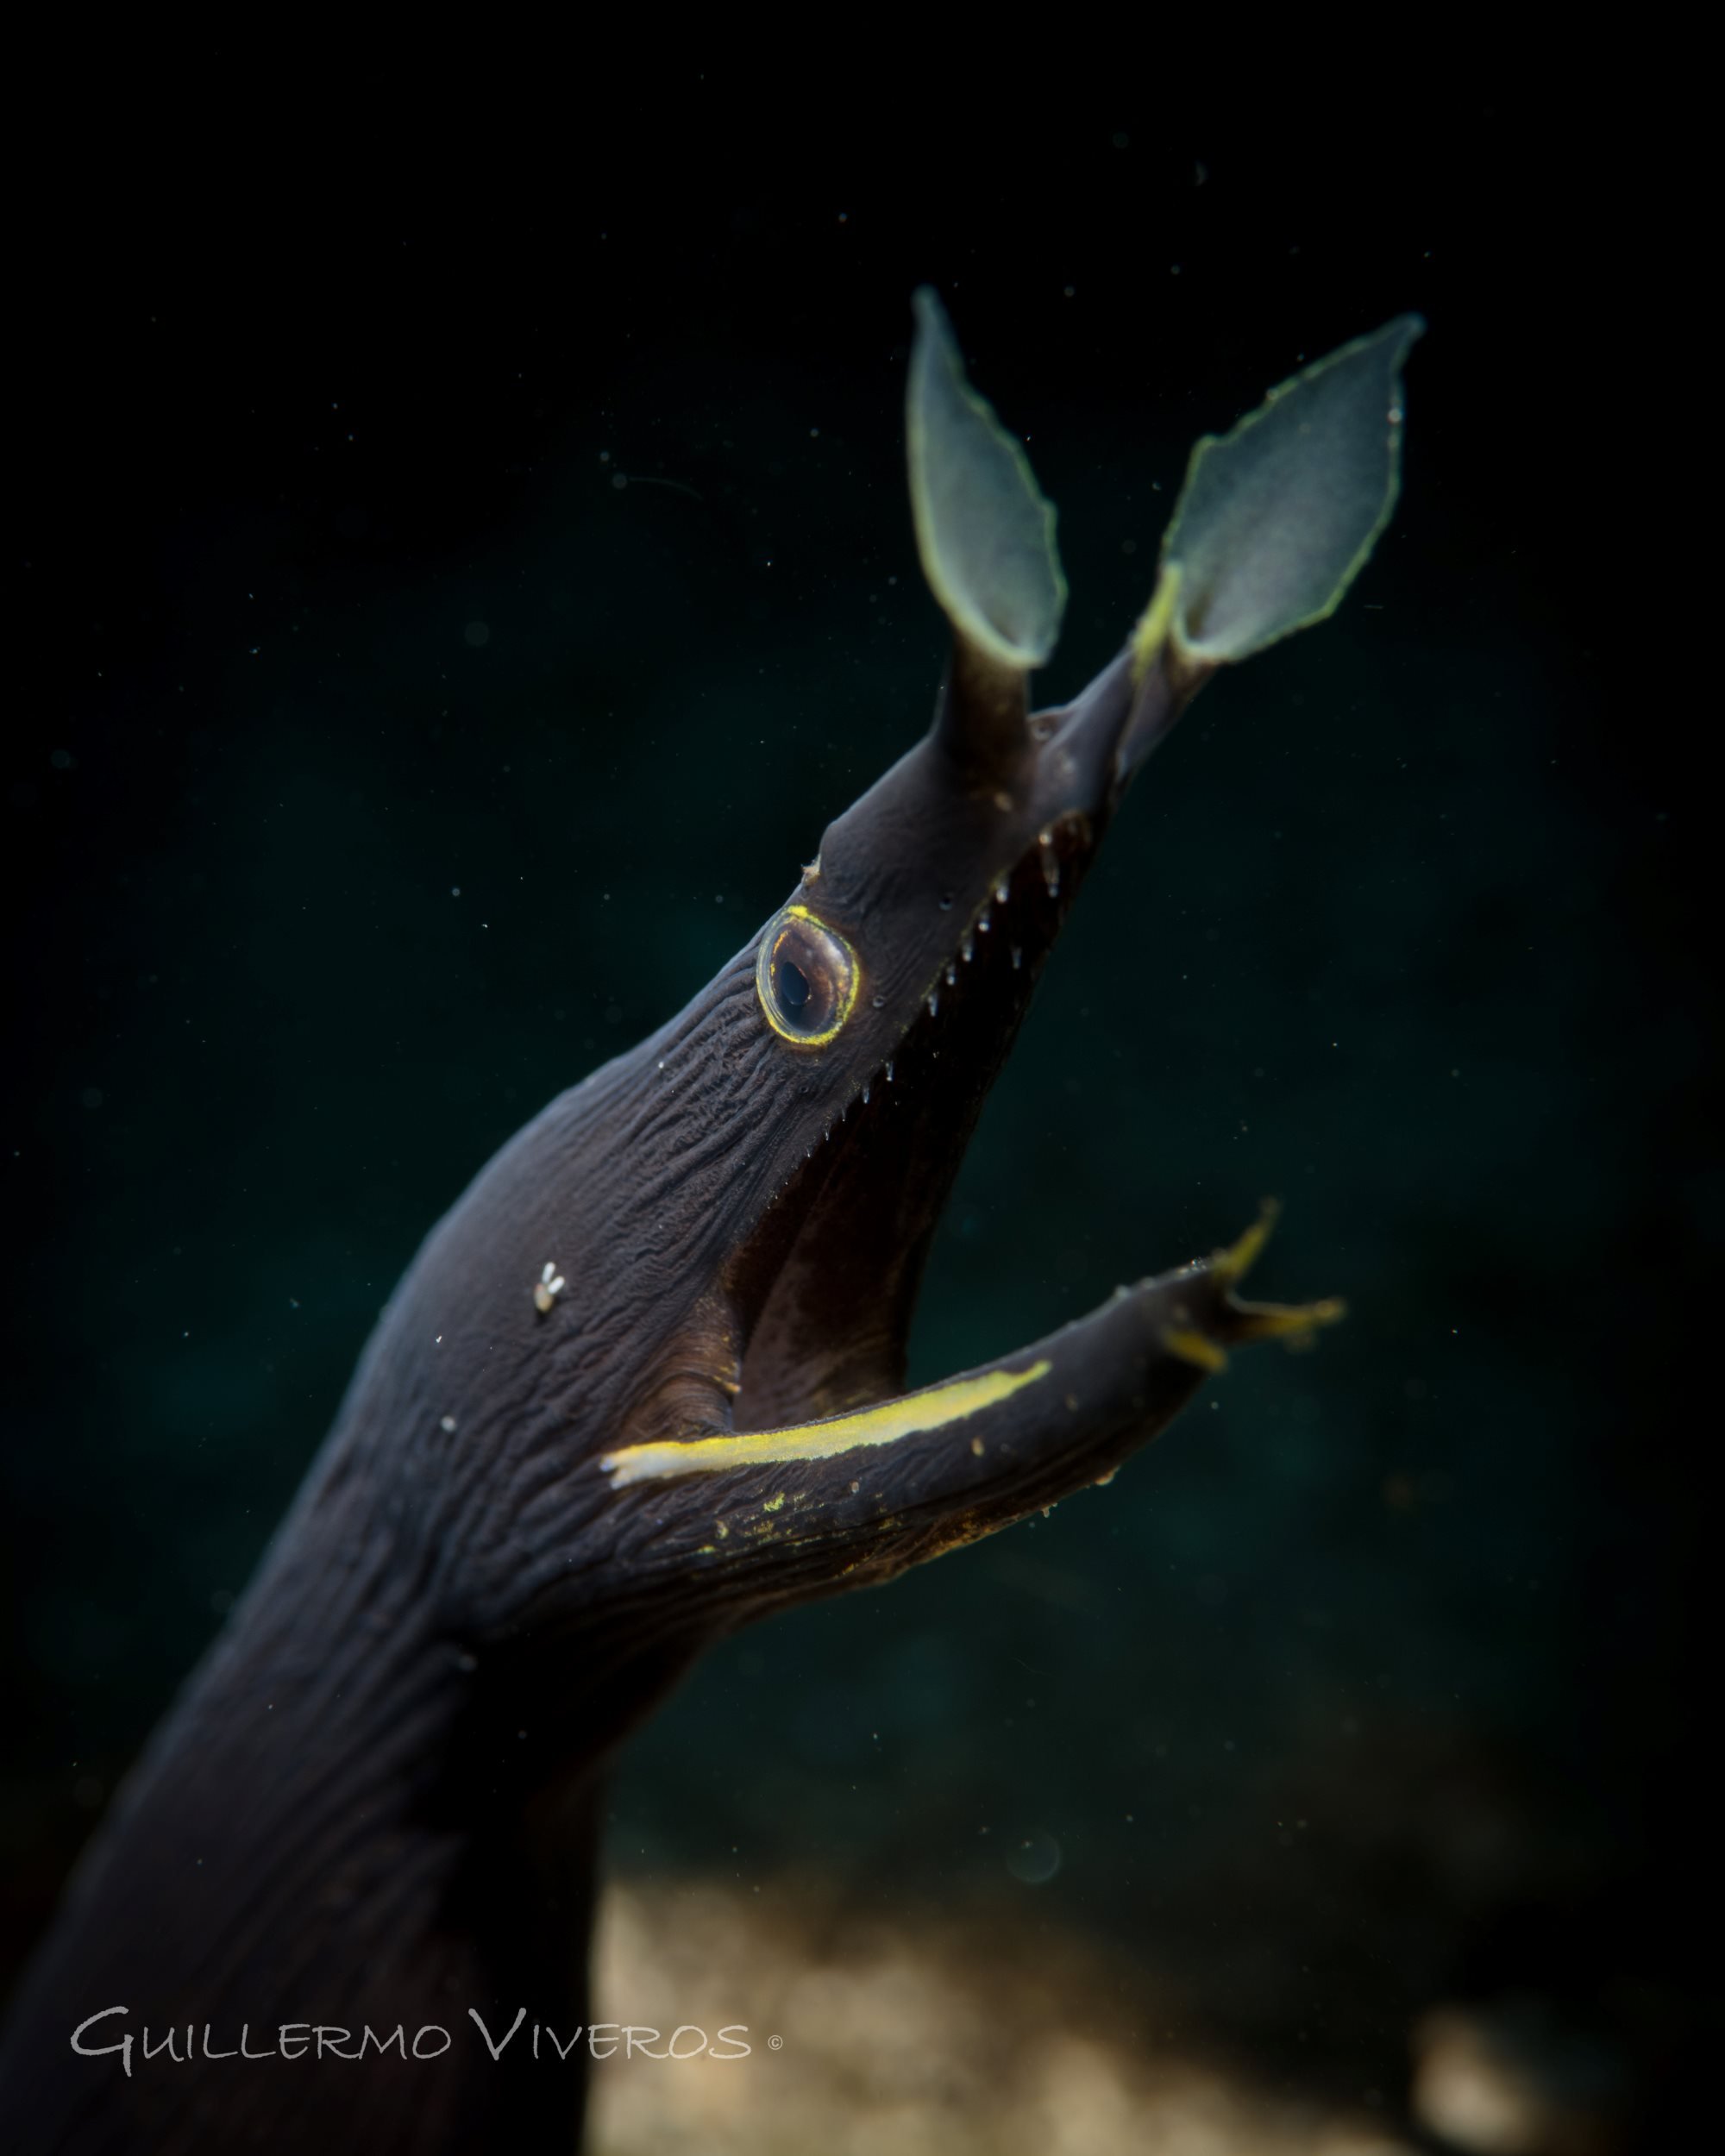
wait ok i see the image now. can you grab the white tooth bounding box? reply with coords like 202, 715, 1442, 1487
862, 1085, 871, 1104
977, 914, 991, 933
1012, 945, 1022, 969
928, 991, 939, 1015
886, 1061, 894, 1083
946, 962, 957, 986
994, 877, 1009, 904
963, 935, 974, 962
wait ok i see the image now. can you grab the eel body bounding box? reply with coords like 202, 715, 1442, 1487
0, 294, 1420, 2153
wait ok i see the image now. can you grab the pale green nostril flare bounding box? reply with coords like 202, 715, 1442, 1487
1147, 313, 1425, 671
906, 287, 1067, 672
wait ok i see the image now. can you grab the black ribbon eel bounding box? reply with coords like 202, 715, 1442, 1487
0, 291, 1421, 2154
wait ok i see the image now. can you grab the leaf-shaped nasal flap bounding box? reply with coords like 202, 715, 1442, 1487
906, 288, 1066, 672
1157, 314, 1424, 667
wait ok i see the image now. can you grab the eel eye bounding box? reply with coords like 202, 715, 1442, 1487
756, 907, 860, 1047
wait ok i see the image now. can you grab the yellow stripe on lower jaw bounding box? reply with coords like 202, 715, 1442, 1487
601, 1360, 1054, 1489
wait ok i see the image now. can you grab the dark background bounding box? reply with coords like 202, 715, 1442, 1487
5, 76, 1710, 2138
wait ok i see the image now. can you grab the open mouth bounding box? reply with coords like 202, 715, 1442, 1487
722, 805, 1095, 1439
597, 293, 1416, 1512
599, 791, 1337, 1532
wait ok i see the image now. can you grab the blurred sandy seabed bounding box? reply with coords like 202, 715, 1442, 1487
587, 1878, 1415, 2156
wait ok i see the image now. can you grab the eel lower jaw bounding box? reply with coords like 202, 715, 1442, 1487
913, 1201, 1347, 1515
600, 1204, 1342, 1534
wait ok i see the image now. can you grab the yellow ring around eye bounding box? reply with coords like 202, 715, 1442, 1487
756, 903, 861, 1048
